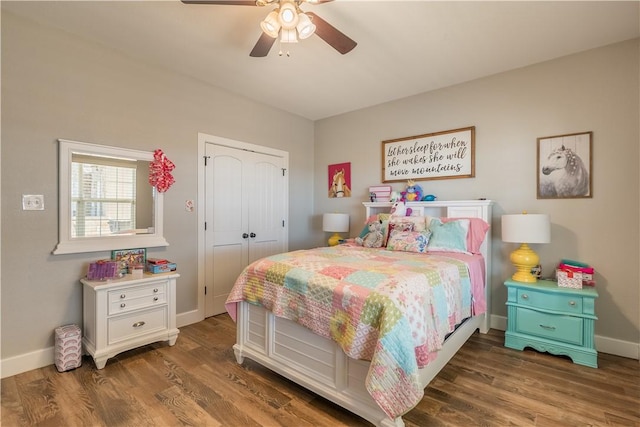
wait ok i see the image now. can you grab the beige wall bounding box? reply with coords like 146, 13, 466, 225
1, 12, 314, 360
314, 39, 640, 344
2, 9, 638, 368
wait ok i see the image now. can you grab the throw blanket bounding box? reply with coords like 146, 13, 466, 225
226, 245, 484, 419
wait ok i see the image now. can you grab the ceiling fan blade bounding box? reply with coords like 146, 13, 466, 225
250, 32, 277, 57
306, 12, 356, 55
180, 1, 257, 5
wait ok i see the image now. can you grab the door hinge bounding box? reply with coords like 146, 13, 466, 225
282, 168, 286, 176
204, 222, 207, 231
204, 155, 210, 166
204, 286, 207, 295
282, 220, 285, 227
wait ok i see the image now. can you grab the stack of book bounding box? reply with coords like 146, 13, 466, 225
368, 185, 392, 202
146, 258, 177, 274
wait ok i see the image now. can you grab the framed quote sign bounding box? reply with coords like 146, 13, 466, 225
382, 126, 475, 183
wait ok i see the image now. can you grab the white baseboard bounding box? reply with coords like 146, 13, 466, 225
1, 346, 54, 379
1, 309, 205, 379
177, 309, 203, 328
2, 313, 636, 379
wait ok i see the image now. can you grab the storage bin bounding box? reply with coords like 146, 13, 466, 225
557, 269, 583, 289
54, 324, 82, 372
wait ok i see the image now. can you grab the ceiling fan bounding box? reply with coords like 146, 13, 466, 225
181, 0, 357, 57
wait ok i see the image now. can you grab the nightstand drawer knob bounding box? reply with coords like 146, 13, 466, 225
569, 301, 576, 306
132, 321, 146, 328
521, 294, 529, 300
120, 303, 126, 308
539, 324, 556, 331
154, 288, 159, 293
120, 294, 126, 299
153, 296, 159, 301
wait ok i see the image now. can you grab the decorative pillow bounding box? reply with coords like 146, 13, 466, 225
387, 230, 432, 253
389, 216, 427, 232
384, 221, 415, 246
441, 217, 491, 254
427, 218, 471, 254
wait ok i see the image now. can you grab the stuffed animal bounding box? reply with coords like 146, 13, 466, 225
355, 221, 384, 248
389, 190, 402, 202
401, 180, 423, 202
390, 200, 412, 217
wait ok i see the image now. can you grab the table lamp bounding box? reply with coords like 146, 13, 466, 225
501, 212, 551, 283
323, 213, 349, 246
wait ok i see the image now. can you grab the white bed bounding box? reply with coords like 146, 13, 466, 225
229, 200, 493, 427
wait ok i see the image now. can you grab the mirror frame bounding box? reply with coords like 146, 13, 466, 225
53, 139, 169, 255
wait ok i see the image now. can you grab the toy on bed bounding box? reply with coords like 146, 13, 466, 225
355, 220, 384, 248
390, 200, 412, 217
389, 190, 402, 202
401, 180, 423, 202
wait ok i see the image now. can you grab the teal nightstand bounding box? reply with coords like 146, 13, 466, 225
504, 279, 598, 368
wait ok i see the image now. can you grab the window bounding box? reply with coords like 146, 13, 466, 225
71, 154, 137, 238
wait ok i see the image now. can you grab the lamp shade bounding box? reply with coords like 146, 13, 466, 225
260, 11, 281, 38
323, 213, 349, 233
278, 2, 299, 29
296, 13, 316, 39
501, 213, 550, 244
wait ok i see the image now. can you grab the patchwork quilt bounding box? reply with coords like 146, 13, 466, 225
225, 245, 485, 419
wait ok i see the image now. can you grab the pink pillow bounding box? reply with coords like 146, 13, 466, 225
441, 217, 490, 254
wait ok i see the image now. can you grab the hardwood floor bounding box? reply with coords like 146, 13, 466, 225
2, 314, 638, 426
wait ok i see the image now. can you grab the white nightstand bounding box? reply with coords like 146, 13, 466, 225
81, 273, 180, 369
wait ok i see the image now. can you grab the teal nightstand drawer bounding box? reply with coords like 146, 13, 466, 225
516, 288, 583, 314
516, 307, 584, 346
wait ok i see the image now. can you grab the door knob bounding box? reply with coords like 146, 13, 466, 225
242, 233, 249, 239
250, 232, 256, 238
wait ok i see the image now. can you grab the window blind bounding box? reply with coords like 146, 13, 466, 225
71, 154, 137, 238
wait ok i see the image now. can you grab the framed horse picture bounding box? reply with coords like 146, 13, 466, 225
328, 162, 351, 198
537, 131, 592, 199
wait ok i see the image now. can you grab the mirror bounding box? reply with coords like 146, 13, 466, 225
53, 139, 169, 254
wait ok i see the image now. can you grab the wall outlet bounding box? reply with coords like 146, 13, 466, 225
23, 194, 44, 210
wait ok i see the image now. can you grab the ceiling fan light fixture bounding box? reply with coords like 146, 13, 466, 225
280, 28, 298, 43
296, 13, 316, 39
260, 10, 281, 38
278, 2, 299, 29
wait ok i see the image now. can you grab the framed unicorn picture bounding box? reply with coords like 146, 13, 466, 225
537, 131, 592, 199
328, 162, 351, 198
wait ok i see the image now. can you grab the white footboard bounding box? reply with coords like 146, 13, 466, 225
233, 301, 487, 427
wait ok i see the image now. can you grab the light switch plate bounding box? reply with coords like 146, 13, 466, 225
23, 194, 44, 210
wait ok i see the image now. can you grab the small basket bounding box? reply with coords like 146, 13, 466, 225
557, 269, 583, 289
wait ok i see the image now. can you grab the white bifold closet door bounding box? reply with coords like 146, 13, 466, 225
205, 142, 288, 317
